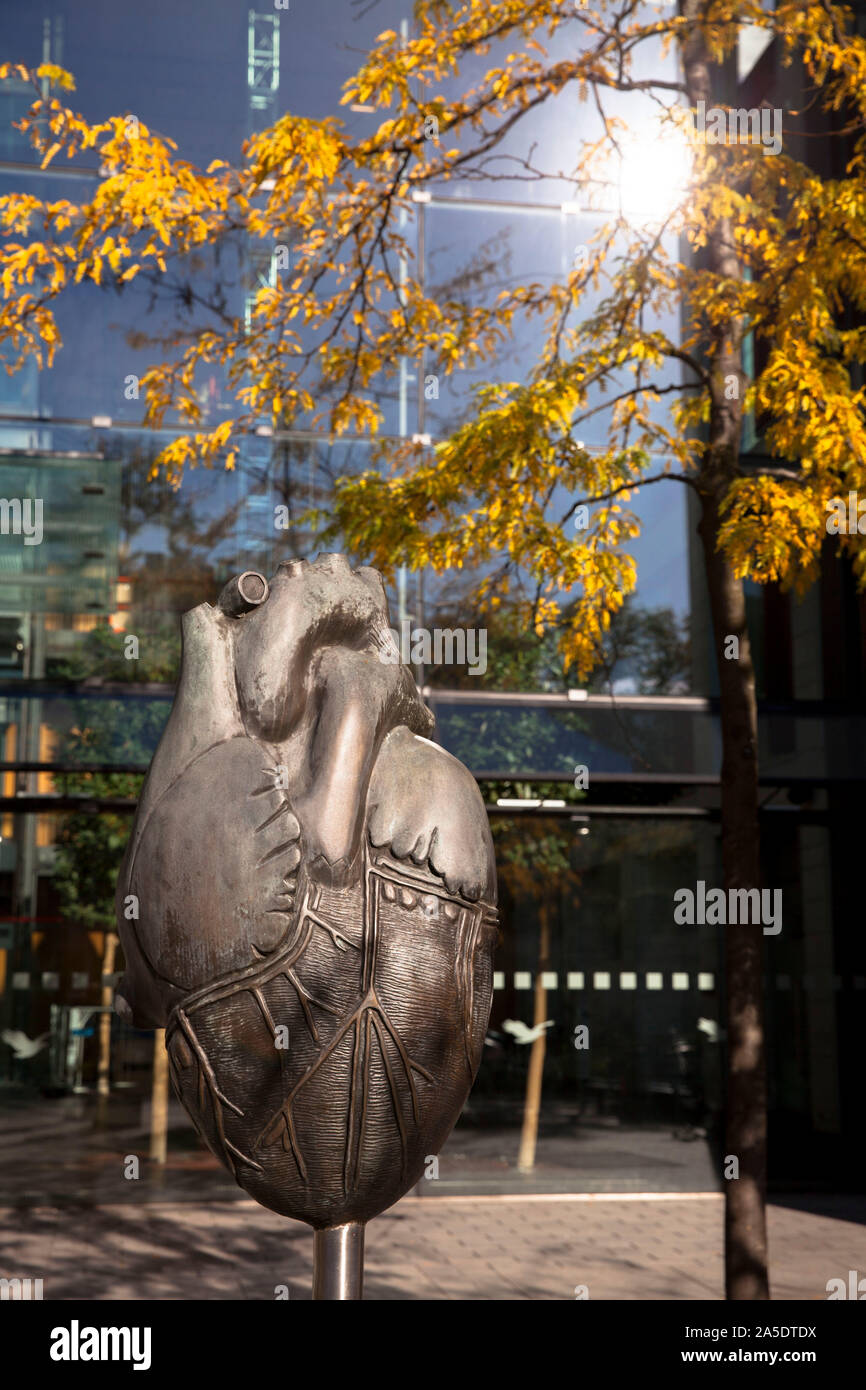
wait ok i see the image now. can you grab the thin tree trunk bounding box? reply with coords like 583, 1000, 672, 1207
517, 900, 550, 1173
150, 1028, 169, 1166
96, 930, 117, 1124
680, 0, 770, 1301
698, 493, 769, 1300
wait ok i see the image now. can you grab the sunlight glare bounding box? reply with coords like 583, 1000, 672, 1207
618, 117, 693, 225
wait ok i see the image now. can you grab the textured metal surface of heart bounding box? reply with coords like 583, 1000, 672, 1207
115, 555, 498, 1228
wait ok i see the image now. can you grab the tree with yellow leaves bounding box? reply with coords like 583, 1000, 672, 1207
3, 2, 866, 1299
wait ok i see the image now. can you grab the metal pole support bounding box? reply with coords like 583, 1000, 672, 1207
312, 1222, 365, 1300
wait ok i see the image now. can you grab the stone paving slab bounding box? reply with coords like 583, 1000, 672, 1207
1, 1194, 862, 1300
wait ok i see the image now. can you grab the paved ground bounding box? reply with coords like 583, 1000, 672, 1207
1, 1193, 863, 1300
1, 1092, 862, 1299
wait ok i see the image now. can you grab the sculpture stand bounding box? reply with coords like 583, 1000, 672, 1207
312, 1222, 365, 1300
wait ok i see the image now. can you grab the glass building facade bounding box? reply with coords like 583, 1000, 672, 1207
0, 0, 863, 1199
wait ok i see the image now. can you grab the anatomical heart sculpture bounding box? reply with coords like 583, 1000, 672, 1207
115, 555, 498, 1296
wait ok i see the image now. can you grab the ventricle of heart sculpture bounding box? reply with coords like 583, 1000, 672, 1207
116, 555, 498, 1228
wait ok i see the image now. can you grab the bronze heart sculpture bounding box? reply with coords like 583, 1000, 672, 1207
115, 555, 498, 1296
